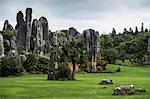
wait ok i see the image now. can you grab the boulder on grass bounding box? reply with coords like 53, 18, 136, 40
99, 79, 113, 85
112, 84, 146, 95
136, 88, 146, 92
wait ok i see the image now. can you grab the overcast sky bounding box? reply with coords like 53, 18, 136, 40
0, 0, 150, 33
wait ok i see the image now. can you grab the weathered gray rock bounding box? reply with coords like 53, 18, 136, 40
68, 27, 80, 40
144, 38, 150, 64
48, 31, 58, 80
3, 39, 11, 54
39, 17, 49, 54
34, 20, 43, 55
15, 11, 25, 29
136, 88, 146, 92
57, 31, 67, 46
112, 84, 146, 95
0, 33, 4, 57
148, 38, 150, 52
31, 19, 38, 38
25, 8, 32, 51
52, 31, 58, 46
3, 20, 13, 31
99, 79, 113, 85
10, 36, 17, 50
113, 85, 136, 95
16, 11, 27, 54
83, 29, 100, 72
30, 19, 38, 53
39, 17, 48, 41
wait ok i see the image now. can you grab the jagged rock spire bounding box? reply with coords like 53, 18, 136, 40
83, 29, 100, 72
3, 20, 13, 31
25, 8, 32, 51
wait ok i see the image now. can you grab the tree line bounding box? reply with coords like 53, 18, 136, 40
100, 23, 150, 64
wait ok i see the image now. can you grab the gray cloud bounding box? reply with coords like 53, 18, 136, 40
46, 0, 116, 19
0, 0, 150, 33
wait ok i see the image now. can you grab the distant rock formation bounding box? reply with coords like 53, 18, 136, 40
15, 8, 50, 56
68, 27, 80, 40
147, 38, 150, 64
10, 36, 17, 50
16, 11, 27, 54
25, 8, 32, 51
0, 33, 4, 57
35, 20, 44, 55
147, 38, 150, 53
3, 20, 13, 31
83, 29, 100, 72
48, 31, 58, 80
39, 17, 49, 54
57, 31, 67, 46
30, 19, 38, 53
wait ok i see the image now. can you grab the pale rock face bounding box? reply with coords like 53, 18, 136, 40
37, 21, 43, 47
36, 21, 44, 55
53, 31, 58, 46
0, 33, 4, 57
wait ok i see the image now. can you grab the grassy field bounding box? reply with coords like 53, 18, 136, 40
0, 64, 150, 99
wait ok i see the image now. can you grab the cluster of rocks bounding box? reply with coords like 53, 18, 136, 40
15, 8, 50, 56
99, 79, 113, 85
99, 79, 146, 95
0, 8, 101, 79
112, 84, 146, 95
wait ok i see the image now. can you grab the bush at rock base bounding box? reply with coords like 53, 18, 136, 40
23, 54, 49, 74
56, 62, 71, 80
0, 55, 23, 77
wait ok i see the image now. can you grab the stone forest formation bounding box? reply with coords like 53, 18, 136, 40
0, 8, 150, 80
0, 8, 102, 80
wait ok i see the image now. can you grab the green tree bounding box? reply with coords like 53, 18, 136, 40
64, 39, 86, 80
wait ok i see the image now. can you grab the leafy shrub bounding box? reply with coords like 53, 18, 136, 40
23, 54, 49, 74
0, 55, 23, 77
37, 57, 49, 74
23, 54, 38, 73
56, 62, 71, 79
0, 30, 16, 40
38, 56, 49, 65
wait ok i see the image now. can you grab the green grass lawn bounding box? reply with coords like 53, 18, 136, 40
0, 64, 150, 99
